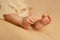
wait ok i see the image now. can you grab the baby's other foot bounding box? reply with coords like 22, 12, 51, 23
40, 14, 51, 25
32, 14, 51, 30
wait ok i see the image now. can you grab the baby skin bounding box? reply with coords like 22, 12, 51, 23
4, 13, 51, 30
32, 14, 51, 30
20, 14, 51, 30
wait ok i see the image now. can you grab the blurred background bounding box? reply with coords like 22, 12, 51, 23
26, 0, 60, 40
0, 0, 60, 40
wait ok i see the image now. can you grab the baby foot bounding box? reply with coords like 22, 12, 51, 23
21, 17, 32, 30
21, 16, 40, 30
32, 14, 51, 30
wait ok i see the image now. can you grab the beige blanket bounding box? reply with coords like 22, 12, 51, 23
0, 20, 52, 40
0, 0, 60, 40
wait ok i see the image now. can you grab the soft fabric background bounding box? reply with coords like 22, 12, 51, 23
0, 0, 60, 40
26, 0, 60, 40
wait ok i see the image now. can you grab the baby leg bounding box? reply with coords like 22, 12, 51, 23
4, 14, 31, 30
